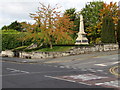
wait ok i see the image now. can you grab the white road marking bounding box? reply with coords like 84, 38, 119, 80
20, 71, 30, 73
45, 75, 91, 86
94, 64, 107, 66
59, 66, 65, 68
65, 66, 70, 68
44, 75, 76, 83
76, 61, 96, 66
1, 72, 30, 77
94, 61, 119, 67
2, 69, 82, 77
67, 74, 108, 81
95, 80, 120, 88
78, 82, 92, 86
88, 69, 96, 72
11, 70, 20, 72
6, 68, 29, 73
73, 68, 77, 69
97, 70, 103, 72
6, 68, 19, 71
22, 61, 27, 63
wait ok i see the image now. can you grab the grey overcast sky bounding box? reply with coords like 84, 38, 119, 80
0, 0, 119, 28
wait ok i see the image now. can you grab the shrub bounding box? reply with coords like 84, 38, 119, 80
117, 19, 120, 48
1, 29, 32, 50
101, 16, 116, 43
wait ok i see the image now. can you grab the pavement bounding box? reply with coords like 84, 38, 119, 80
1, 50, 119, 64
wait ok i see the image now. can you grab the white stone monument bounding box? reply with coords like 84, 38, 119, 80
75, 14, 89, 45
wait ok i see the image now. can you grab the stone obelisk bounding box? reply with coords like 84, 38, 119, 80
75, 14, 89, 45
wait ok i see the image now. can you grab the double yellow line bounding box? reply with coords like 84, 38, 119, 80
109, 65, 120, 77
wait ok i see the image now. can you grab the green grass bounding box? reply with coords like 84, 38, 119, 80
12, 46, 28, 51
36, 46, 73, 52
34, 44, 93, 52
13, 44, 93, 52
23, 46, 73, 52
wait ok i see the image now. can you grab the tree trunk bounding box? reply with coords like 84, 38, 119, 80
49, 42, 53, 49
118, 42, 120, 49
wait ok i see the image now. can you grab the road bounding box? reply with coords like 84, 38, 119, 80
1, 51, 120, 89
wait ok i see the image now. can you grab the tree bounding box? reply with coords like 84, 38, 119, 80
54, 15, 75, 44
1, 25, 8, 30
101, 16, 116, 43
99, 2, 119, 25
1, 21, 23, 31
1, 29, 31, 50
8, 21, 23, 31
21, 3, 75, 49
117, 19, 120, 48
64, 8, 79, 40
19, 22, 40, 46
81, 1, 104, 44
100, 2, 119, 42
64, 8, 77, 21
86, 23, 101, 44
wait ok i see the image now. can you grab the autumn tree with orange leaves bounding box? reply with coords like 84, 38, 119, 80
99, 2, 119, 43
99, 2, 119, 25
21, 3, 75, 49
19, 22, 41, 45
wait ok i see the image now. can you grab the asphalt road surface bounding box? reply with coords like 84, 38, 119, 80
1, 51, 120, 89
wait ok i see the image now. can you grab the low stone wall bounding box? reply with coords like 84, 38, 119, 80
1, 44, 119, 59
0, 50, 14, 57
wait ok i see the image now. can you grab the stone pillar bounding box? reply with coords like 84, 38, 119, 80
75, 14, 89, 45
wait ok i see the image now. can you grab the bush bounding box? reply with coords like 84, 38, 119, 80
101, 16, 116, 43
1, 29, 32, 50
117, 19, 120, 48
2, 34, 21, 50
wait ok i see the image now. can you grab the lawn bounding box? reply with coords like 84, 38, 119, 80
14, 46, 73, 52
12, 45, 92, 52
36, 46, 73, 52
